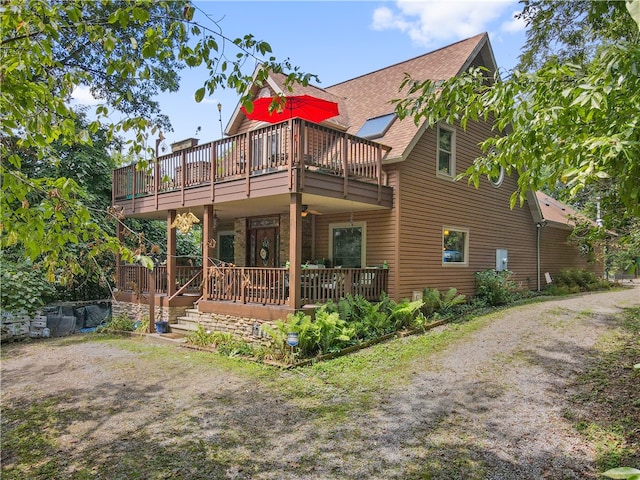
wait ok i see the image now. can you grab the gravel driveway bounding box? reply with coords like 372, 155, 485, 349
2, 284, 639, 479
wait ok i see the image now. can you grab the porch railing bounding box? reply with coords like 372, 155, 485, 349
116, 265, 202, 296
203, 266, 388, 305
116, 265, 388, 306
299, 267, 388, 304
205, 266, 289, 306
112, 119, 390, 200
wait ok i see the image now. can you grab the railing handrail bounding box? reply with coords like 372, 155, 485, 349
167, 270, 202, 301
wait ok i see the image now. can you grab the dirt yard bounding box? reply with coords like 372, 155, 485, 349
2, 284, 639, 479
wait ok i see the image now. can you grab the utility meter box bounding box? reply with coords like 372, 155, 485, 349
496, 249, 509, 272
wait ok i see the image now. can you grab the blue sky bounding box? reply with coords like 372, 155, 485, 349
74, 1, 527, 151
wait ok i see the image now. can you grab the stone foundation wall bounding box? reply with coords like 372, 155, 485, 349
112, 301, 187, 324
180, 310, 277, 346
234, 218, 247, 266
111, 300, 276, 346
279, 213, 290, 266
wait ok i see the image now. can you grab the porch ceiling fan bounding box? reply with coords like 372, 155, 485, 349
301, 205, 323, 217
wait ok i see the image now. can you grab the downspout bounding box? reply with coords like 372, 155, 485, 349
537, 223, 541, 292
536, 221, 547, 291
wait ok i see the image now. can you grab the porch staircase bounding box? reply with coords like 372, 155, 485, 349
168, 308, 207, 337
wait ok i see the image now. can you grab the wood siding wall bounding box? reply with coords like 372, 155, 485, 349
304, 205, 398, 299
539, 227, 604, 281
393, 120, 540, 298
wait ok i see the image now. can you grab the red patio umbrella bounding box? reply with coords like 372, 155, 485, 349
241, 94, 339, 124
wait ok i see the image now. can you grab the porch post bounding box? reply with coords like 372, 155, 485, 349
289, 193, 303, 309
115, 221, 124, 290
167, 209, 177, 297
148, 268, 156, 333
202, 205, 215, 299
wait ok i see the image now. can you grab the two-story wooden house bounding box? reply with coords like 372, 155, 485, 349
111, 33, 602, 333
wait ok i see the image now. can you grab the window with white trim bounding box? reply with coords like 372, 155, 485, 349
442, 227, 468, 265
488, 166, 505, 187
437, 124, 455, 177
329, 222, 366, 268
486, 147, 504, 187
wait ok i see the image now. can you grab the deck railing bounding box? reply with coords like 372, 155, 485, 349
116, 265, 388, 306
116, 265, 202, 296
205, 266, 290, 305
112, 119, 390, 200
299, 267, 389, 304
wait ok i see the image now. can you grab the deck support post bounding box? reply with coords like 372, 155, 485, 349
289, 193, 303, 309
148, 268, 156, 333
115, 221, 124, 291
202, 205, 215, 299
167, 210, 177, 298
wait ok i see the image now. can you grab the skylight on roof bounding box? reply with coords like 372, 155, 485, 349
356, 113, 396, 139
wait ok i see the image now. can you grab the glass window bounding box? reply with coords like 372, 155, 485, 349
488, 166, 505, 187
218, 232, 235, 264
442, 227, 468, 265
356, 113, 396, 139
437, 125, 455, 177
330, 222, 366, 267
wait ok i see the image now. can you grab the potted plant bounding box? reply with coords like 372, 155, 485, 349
154, 319, 169, 334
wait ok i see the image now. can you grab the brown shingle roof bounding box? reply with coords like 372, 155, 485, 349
325, 32, 491, 159
535, 191, 591, 228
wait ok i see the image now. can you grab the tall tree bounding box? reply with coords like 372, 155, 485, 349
516, 0, 639, 72
1, 1, 314, 285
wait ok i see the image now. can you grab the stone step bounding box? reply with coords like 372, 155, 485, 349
168, 322, 199, 335
145, 332, 188, 345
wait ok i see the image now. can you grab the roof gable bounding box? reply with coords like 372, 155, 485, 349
228, 32, 497, 158
325, 32, 494, 160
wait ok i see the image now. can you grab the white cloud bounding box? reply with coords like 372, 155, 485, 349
71, 85, 102, 105
372, 0, 519, 47
501, 9, 526, 33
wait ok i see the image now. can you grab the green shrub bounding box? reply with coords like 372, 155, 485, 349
99, 312, 135, 332
262, 312, 319, 362
325, 294, 395, 342
187, 325, 255, 357
0, 258, 57, 316
552, 268, 609, 292
474, 269, 517, 306
262, 308, 354, 362
421, 288, 441, 316
422, 287, 467, 316
314, 307, 354, 354
216, 337, 255, 357
389, 299, 424, 330
135, 316, 149, 333
187, 324, 215, 347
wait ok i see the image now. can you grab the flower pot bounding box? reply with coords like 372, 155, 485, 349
154, 321, 169, 334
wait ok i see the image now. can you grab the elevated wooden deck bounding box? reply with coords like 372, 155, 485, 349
112, 119, 393, 218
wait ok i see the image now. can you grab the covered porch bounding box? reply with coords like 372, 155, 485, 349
111, 118, 394, 325
114, 264, 388, 307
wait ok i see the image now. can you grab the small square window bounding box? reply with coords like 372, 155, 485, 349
442, 227, 468, 265
437, 125, 455, 177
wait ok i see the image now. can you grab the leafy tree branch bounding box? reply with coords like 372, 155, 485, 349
1, 0, 315, 292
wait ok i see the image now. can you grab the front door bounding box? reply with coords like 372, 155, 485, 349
248, 227, 277, 268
